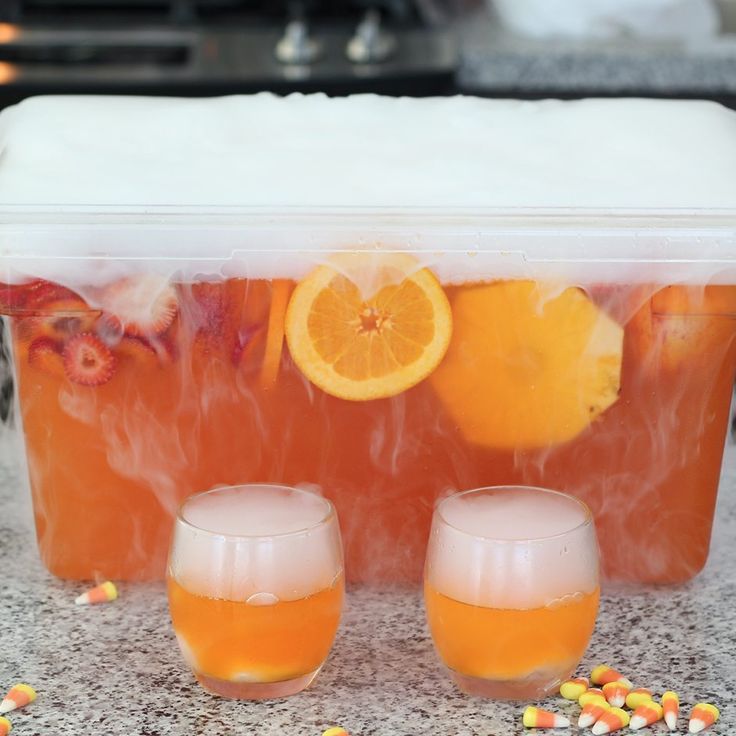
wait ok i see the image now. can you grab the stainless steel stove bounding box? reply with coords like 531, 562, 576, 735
0, 0, 457, 107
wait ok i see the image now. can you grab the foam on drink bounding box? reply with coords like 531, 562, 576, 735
426, 487, 598, 610
169, 485, 342, 602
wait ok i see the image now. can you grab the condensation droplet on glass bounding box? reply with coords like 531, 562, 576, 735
246, 591, 279, 606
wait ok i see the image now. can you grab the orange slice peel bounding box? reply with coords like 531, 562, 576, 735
260, 279, 294, 389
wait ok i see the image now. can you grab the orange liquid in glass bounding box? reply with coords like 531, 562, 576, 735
10, 279, 736, 584
167, 575, 344, 684
424, 581, 600, 682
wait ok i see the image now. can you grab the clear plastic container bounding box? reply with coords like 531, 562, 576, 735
1, 94, 735, 585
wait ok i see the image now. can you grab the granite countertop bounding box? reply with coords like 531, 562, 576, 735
0, 427, 733, 736
457, 13, 736, 96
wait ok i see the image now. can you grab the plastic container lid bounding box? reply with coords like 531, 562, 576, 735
0, 93, 734, 287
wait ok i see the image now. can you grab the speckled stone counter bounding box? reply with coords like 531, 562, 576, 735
0, 428, 733, 736
458, 13, 736, 97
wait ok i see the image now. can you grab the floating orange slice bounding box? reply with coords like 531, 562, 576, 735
260, 279, 294, 389
285, 253, 452, 401
431, 280, 623, 449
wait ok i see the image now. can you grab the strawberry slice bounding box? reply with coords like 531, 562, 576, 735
190, 282, 227, 335
189, 281, 238, 357
36, 298, 101, 339
24, 281, 83, 311
28, 337, 65, 378
0, 282, 32, 312
99, 275, 178, 337
188, 280, 268, 367
116, 334, 177, 366
63, 333, 116, 386
0, 279, 84, 314
115, 336, 159, 368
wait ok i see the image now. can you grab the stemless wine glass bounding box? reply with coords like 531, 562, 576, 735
424, 485, 599, 700
167, 484, 344, 700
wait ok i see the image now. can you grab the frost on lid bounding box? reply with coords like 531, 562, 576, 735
0, 94, 735, 209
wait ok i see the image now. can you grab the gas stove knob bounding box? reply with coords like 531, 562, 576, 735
346, 9, 396, 64
275, 19, 322, 65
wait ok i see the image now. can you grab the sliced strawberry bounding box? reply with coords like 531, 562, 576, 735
188, 281, 238, 358
35, 298, 101, 339
187, 279, 270, 369
63, 333, 116, 386
0, 279, 84, 314
0, 282, 32, 312
95, 313, 125, 348
24, 281, 82, 311
115, 334, 177, 367
115, 336, 160, 368
28, 337, 65, 378
190, 282, 227, 336
99, 274, 178, 337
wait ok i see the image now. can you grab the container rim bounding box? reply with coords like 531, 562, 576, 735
434, 484, 594, 544
176, 483, 337, 542
1, 204, 736, 226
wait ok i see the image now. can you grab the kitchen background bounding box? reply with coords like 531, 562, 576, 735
0, 0, 733, 106
0, 0, 735, 425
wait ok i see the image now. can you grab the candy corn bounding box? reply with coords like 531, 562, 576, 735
579, 700, 611, 728
322, 728, 349, 736
661, 691, 679, 731
0, 717, 10, 736
75, 581, 118, 605
591, 707, 630, 735
522, 707, 570, 729
602, 681, 630, 708
630, 701, 664, 730
590, 665, 633, 689
580, 688, 607, 706
688, 703, 719, 733
625, 688, 653, 710
0, 684, 36, 714
560, 676, 590, 700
